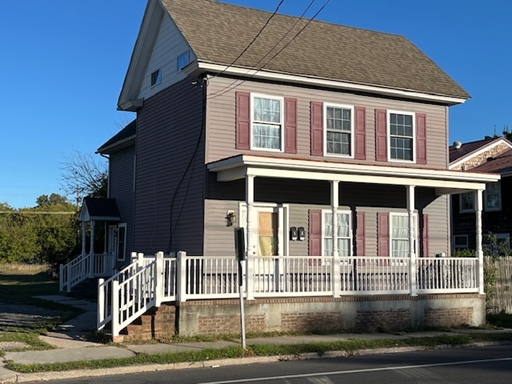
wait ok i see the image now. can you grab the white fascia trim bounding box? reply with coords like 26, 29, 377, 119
189, 62, 467, 105
449, 138, 512, 169
208, 155, 500, 184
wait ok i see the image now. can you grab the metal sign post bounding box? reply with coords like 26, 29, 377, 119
234, 227, 246, 350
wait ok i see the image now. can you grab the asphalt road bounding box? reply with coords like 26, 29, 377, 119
29, 344, 512, 384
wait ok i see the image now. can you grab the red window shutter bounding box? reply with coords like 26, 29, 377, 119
354, 106, 366, 160
284, 97, 297, 154
310, 101, 323, 156
308, 209, 322, 256
377, 212, 390, 256
236, 91, 250, 150
416, 113, 427, 165
375, 109, 387, 161
421, 213, 429, 257
356, 211, 365, 256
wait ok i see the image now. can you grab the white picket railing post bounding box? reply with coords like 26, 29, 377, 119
111, 279, 120, 337
97, 278, 105, 330
177, 251, 187, 302
155, 251, 164, 306
131, 252, 137, 263
332, 256, 341, 297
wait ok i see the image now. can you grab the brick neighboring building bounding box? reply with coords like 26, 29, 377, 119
450, 137, 512, 251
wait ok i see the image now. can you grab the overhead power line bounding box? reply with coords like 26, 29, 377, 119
209, 0, 331, 99
207, 0, 285, 82
0, 211, 76, 215
209, 0, 317, 98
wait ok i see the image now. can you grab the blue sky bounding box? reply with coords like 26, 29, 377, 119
1, 0, 510, 208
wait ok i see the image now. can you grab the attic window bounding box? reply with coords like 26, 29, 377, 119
177, 51, 190, 71
151, 69, 161, 86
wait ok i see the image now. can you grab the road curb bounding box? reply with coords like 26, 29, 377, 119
3, 341, 512, 383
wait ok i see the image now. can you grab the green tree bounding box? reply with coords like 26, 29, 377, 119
29, 194, 79, 265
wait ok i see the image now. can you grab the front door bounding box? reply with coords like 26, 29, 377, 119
257, 210, 278, 256
108, 223, 127, 262
239, 204, 288, 257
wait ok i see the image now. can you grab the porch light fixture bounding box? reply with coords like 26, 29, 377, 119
225, 210, 236, 227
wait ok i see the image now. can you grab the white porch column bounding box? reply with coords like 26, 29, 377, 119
81, 221, 87, 255
331, 180, 341, 297
407, 185, 417, 296
245, 174, 255, 300
475, 189, 484, 294
331, 181, 339, 258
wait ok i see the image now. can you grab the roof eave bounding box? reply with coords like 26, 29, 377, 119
97, 135, 136, 155
185, 61, 468, 106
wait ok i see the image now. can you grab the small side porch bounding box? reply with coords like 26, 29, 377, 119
59, 197, 122, 293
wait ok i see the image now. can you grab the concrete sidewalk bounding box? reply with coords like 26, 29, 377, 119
1, 296, 512, 384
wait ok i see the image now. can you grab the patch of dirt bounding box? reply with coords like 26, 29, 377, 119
0, 303, 61, 328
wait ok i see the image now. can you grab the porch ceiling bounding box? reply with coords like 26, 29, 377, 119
207, 155, 500, 195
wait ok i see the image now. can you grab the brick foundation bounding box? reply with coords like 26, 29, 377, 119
115, 294, 484, 341
282, 312, 342, 332
424, 307, 473, 327
356, 309, 411, 331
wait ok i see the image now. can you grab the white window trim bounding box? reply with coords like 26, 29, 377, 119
484, 181, 501, 211
387, 110, 416, 163
323, 103, 355, 158
459, 191, 475, 213
117, 223, 127, 262
150, 68, 162, 87
177, 51, 190, 71
453, 234, 469, 249
389, 212, 418, 258
250, 93, 284, 152
321, 209, 352, 257
238, 202, 289, 256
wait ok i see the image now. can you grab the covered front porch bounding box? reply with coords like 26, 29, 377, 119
208, 155, 500, 296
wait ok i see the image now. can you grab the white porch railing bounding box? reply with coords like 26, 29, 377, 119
98, 252, 480, 337
60, 253, 116, 293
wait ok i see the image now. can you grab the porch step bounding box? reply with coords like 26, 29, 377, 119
117, 305, 177, 342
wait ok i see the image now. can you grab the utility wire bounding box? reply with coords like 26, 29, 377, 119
207, 0, 285, 82
209, 0, 331, 100
208, 0, 317, 98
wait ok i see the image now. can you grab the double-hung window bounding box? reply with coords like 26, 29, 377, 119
251, 94, 283, 151
485, 182, 501, 211
390, 213, 416, 258
322, 210, 352, 257
389, 111, 414, 161
459, 192, 475, 213
325, 104, 353, 156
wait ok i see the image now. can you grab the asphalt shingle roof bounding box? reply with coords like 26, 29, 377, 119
97, 120, 136, 154
161, 0, 469, 100
449, 138, 496, 163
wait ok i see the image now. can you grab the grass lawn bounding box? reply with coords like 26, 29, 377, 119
0, 264, 83, 333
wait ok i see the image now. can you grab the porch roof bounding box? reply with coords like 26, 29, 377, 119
207, 155, 500, 195
79, 197, 120, 222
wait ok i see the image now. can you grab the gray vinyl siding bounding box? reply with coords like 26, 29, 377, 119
204, 180, 450, 256
206, 77, 449, 170
109, 146, 136, 256
135, 78, 205, 255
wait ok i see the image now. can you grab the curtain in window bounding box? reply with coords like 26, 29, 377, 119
324, 212, 350, 256
391, 215, 409, 258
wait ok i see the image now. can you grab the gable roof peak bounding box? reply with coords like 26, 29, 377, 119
156, 0, 469, 103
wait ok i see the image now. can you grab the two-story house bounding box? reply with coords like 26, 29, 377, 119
83, 0, 501, 338
450, 137, 512, 252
